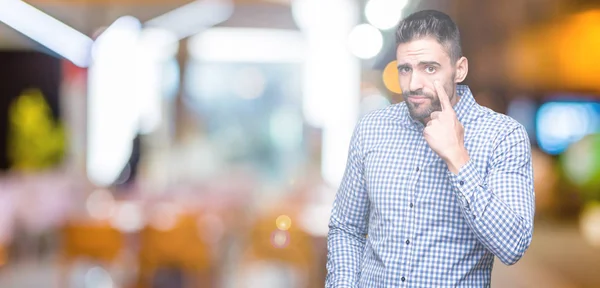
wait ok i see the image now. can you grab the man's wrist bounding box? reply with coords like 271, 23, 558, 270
444, 146, 470, 174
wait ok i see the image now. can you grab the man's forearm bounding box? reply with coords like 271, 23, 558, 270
325, 218, 367, 287
448, 160, 534, 265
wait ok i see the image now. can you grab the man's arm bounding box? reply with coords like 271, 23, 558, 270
447, 125, 535, 265
325, 122, 370, 287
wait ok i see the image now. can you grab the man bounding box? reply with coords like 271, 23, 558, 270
326, 10, 535, 287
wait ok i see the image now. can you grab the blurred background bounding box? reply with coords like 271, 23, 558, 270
0, 0, 599, 287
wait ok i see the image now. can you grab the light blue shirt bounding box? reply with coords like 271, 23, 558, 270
326, 85, 535, 287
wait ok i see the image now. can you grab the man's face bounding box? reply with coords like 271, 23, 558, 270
396, 37, 457, 122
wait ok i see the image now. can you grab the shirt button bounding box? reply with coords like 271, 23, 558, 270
401, 277, 406, 282
409, 203, 414, 208
416, 167, 419, 172
406, 239, 410, 245
459, 180, 465, 185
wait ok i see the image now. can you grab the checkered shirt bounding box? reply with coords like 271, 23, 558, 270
326, 85, 535, 287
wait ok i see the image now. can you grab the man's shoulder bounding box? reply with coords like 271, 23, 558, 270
473, 105, 529, 143
357, 102, 406, 130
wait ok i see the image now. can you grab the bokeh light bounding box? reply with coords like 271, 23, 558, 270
271, 230, 290, 249
149, 202, 181, 231
86, 189, 116, 220
84, 266, 114, 288
580, 202, 600, 248
110, 202, 144, 233
561, 134, 600, 198
382, 60, 402, 94
347, 24, 383, 59
365, 0, 409, 30
276, 215, 292, 231
536, 102, 600, 155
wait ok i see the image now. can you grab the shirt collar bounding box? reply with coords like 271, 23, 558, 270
400, 85, 478, 130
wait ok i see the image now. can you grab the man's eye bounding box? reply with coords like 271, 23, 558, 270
425, 66, 436, 73
399, 67, 411, 74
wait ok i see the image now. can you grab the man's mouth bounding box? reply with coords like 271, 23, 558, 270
407, 96, 430, 104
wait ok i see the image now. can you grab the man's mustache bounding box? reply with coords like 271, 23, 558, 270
403, 89, 435, 98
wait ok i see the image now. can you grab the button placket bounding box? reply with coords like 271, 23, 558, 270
401, 167, 419, 287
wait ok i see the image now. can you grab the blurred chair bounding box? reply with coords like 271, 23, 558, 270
59, 220, 124, 287
136, 213, 214, 288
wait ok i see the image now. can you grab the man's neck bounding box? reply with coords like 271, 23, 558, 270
451, 93, 461, 107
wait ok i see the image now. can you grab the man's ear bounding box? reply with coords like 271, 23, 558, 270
454, 56, 468, 83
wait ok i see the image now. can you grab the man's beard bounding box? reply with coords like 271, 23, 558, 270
402, 89, 442, 122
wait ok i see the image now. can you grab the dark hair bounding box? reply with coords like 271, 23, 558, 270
395, 10, 462, 63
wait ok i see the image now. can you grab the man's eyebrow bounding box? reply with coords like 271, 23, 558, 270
418, 61, 441, 67
397, 63, 411, 69
397, 61, 441, 69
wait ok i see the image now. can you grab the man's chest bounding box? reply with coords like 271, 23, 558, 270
362, 127, 492, 225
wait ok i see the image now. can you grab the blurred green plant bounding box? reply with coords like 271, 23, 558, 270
560, 133, 600, 202
7, 88, 66, 171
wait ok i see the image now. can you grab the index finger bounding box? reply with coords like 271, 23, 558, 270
434, 80, 453, 112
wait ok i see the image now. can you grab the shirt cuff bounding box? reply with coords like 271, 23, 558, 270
447, 159, 485, 208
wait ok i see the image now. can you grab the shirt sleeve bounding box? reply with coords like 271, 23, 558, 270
447, 124, 535, 265
326, 121, 370, 287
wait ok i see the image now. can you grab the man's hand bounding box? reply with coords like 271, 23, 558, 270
423, 81, 470, 174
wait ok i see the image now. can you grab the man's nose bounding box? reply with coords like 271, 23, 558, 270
408, 72, 424, 92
